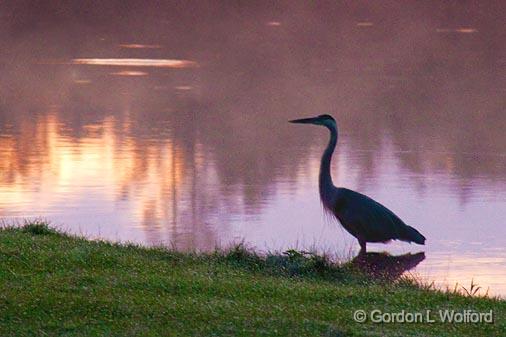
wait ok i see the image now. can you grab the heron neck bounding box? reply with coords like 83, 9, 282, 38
319, 125, 337, 207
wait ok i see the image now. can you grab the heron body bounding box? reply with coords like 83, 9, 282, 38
290, 114, 426, 252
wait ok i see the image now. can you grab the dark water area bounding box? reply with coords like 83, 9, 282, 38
1, 1, 505, 296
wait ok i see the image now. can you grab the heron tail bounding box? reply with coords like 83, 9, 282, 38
400, 225, 426, 245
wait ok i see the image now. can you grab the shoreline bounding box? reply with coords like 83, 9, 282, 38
0, 222, 504, 336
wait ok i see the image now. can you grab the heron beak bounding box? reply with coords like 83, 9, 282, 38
289, 117, 319, 124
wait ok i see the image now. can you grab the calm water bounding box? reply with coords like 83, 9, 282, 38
1, 2, 506, 296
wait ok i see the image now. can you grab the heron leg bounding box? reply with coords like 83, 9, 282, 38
359, 240, 367, 253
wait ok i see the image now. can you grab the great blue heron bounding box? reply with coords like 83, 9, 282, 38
290, 114, 426, 252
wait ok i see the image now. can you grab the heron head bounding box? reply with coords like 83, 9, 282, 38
289, 114, 336, 128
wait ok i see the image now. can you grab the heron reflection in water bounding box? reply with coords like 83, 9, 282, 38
351, 252, 425, 280
290, 114, 426, 253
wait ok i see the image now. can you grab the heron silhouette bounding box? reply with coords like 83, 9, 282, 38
290, 114, 425, 252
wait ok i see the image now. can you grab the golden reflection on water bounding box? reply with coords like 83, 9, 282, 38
0, 114, 198, 245
73, 79, 92, 84
436, 28, 478, 33
72, 58, 198, 68
110, 70, 148, 76
119, 44, 162, 49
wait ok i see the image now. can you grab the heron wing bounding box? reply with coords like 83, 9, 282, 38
332, 188, 408, 242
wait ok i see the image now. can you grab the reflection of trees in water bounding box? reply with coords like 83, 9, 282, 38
0, 108, 223, 249
373, 41, 506, 201
1, 1, 506, 244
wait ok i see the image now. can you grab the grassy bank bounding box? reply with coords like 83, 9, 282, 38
0, 223, 504, 336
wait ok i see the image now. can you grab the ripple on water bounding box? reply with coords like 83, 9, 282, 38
71, 58, 198, 68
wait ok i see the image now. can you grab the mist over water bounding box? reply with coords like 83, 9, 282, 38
1, 2, 505, 296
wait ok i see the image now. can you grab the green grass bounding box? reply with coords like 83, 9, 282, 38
0, 222, 504, 336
